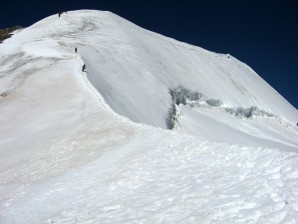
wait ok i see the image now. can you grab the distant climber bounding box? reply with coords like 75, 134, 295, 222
82, 64, 86, 72
58, 12, 62, 17
75, 47, 77, 53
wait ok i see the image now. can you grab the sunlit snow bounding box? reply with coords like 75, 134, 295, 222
0, 10, 297, 224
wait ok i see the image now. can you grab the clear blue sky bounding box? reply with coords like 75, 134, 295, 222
1, 0, 297, 109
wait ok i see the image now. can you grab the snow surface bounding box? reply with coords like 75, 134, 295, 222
0, 10, 298, 223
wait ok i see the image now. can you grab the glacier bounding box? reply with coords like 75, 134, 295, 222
0, 10, 297, 223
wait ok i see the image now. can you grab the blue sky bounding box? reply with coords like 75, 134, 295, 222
1, 0, 297, 109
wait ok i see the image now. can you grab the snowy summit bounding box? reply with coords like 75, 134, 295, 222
0, 10, 298, 224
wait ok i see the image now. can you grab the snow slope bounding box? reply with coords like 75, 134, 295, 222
0, 10, 298, 223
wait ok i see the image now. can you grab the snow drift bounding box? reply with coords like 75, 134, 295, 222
0, 10, 298, 224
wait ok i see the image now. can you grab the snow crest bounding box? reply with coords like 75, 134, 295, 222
0, 10, 298, 224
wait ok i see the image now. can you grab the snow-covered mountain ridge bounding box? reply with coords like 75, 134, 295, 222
0, 10, 298, 223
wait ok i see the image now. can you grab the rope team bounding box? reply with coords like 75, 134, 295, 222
74, 47, 85, 72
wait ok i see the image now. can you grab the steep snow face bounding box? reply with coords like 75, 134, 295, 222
0, 10, 298, 224
13, 9, 296, 149
12, 10, 296, 130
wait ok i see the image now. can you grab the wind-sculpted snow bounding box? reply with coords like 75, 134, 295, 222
0, 10, 298, 224
166, 86, 297, 151
206, 98, 223, 107
52, 11, 298, 130
168, 86, 276, 119
2, 130, 298, 223
170, 86, 205, 105
0, 54, 59, 98
225, 106, 275, 119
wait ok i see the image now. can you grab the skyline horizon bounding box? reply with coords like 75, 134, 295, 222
1, 1, 297, 109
